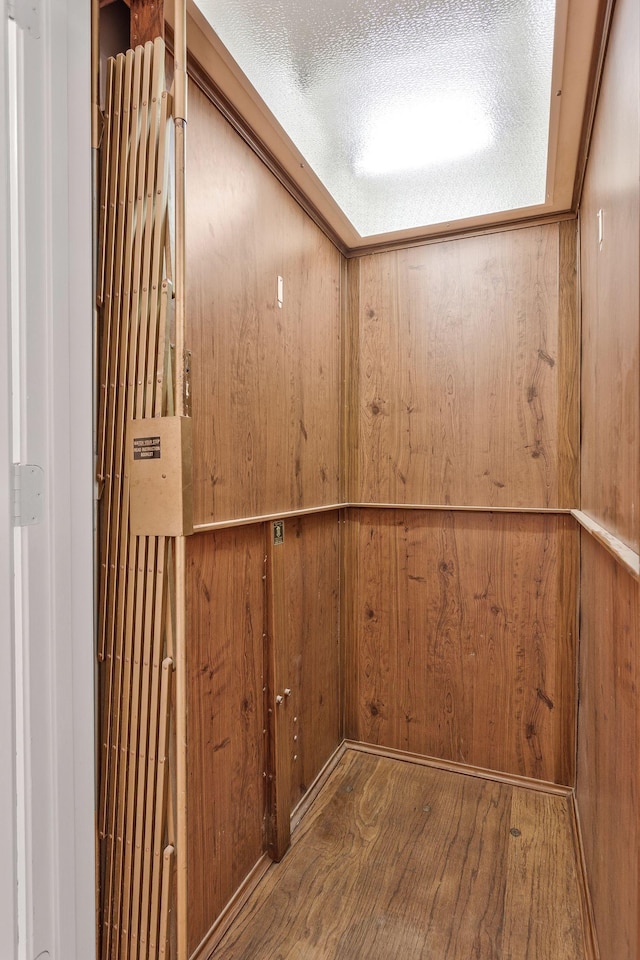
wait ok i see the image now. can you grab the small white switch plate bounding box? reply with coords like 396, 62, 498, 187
277, 275, 284, 308
597, 208, 604, 249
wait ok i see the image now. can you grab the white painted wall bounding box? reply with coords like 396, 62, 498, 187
1, 0, 96, 957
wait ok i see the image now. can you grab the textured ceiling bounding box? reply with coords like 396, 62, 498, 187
195, 0, 557, 238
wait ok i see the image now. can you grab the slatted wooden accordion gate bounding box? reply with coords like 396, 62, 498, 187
96, 36, 181, 960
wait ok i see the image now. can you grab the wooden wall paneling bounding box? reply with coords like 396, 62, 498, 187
280, 214, 342, 514
579, 0, 639, 550
285, 513, 341, 814
185, 526, 266, 955
577, 535, 639, 960
130, 0, 165, 48
265, 521, 292, 862
266, 513, 342, 838
349, 509, 578, 784
557, 219, 580, 507
356, 224, 565, 508
341, 509, 358, 741
186, 82, 272, 523
343, 257, 360, 503
186, 81, 341, 526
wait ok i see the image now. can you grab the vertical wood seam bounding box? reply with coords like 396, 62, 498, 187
558, 219, 580, 508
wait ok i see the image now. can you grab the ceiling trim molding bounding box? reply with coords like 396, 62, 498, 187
166, 1, 607, 257
571, 0, 617, 210
180, 29, 350, 256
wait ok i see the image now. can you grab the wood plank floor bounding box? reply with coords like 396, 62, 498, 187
210, 750, 592, 960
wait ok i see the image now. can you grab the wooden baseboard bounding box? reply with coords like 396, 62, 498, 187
568, 793, 601, 960
343, 740, 574, 797
189, 853, 272, 960
189, 741, 347, 959
290, 741, 349, 837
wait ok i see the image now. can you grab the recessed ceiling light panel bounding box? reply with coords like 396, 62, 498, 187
194, 0, 557, 238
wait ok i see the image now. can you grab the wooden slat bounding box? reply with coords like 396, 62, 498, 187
131, 70, 171, 942
101, 43, 144, 852
108, 38, 154, 687
136, 541, 167, 960
106, 42, 157, 960
355, 224, 564, 509
97, 35, 176, 960
138, 265, 172, 958
103, 45, 141, 669
100, 50, 135, 960
97, 53, 125, 495
158, 846, 174, 959
109, 58, 158, 950
148, 657, 173, 959
128, 537, 158, 960
100, 48, 134, 629
134, 42, 166, 422
119, 537, 148, 960
97, 53, 125, 665
128, 41, 170, 960
137, 538, 167, 960
154, 281, 171, 419
174, 536, 187, 960
143, 90, 171, 420
348, 508, 578, 785
109, 534, 139, 960
97, 57, 115, 310
212, 751, 592, 960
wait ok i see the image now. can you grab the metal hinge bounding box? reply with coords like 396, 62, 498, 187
13, 463, 44, 527
7, 0, 41, 39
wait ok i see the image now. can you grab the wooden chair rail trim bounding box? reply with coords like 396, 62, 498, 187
346, 503, 574, 515
572, 510, 640, 580
192, 503, 574, 534
192, 503, 344, 533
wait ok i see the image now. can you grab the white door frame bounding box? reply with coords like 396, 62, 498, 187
2, 0, 96, 957
0, 4, 19, 957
